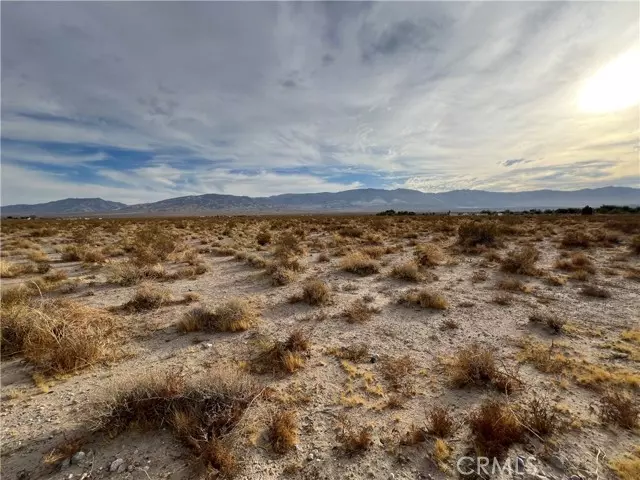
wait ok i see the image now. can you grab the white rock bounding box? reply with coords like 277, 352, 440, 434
110, 458, 125, 472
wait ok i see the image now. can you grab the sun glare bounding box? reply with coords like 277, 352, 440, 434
578, 47, 640, 113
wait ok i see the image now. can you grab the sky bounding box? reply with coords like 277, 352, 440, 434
1, 1, 639, 205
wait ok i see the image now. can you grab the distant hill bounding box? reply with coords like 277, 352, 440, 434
2, 187, 638, 216
1, 198, 126, 216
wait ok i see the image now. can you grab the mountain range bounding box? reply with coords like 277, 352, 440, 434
2, 187, 638, 216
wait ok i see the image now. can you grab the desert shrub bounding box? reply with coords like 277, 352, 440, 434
96, 368, 261, 477
496, 277, 529, 293
343, 299, 379, 323
27, 250, 49, 263
599, 392, 638, 429
1, 299, 119, 373
340, 253, 380, 276
361, 246, 385, 260
554, 252, 595, 274
414, 244, 445, 266
457, 221, 500, 249
337, 420, 372, 455
269, 410, 298, 454
273, 232, 305, 260
0, 260, 36, 278
400, 288, 448, 310
380, 355, 416, 395
426, 406, 458, 438
581, 285, 611, 298
253, 330, 310, 374
256, 230, 272, 246
390, 261, 421, 282
131, 225, 177, 265
184, 299, 259, 332
561, 230, 590, 248
269, 265, 297, 286
523, 396, 558, 436
446, 344, 519, 393
123, 284, 171, 311
529, 312, 565, 333
60, 245, 83, 262
631, 235, 640, 255
500, 246, 540, 275
468, 398, 525, 458
295, 279, 331, 306
338, 226, 364, 238
492, 292, 513, 305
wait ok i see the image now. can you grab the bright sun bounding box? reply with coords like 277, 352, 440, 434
578, 47, 640, 113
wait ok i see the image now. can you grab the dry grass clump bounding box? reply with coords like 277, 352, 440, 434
400, 288, 448, 310
492, 292, 513, 305
27, 250, 49, 263
343, 299, 380, 323
414, 244, 445, 266
581, 285, 611, 298
426, 406, 458, 438
96, 368, 261, 477
599, 392, 638, 429
123, 283, 171, 311
253, 330, 310, 374
273, 232, 305, 260
380, 355, 416, 395
554, 252, 595, 274
1, 299, 119, 374
336, 419, 373, 455
631, 235, 640, 255
446, 343, 520, 393
256, 230, 272, 246
561, 230, 590, 248
522, 396, 559, 436
330, 344, 370, 362
468, 398, 525, 458
609, 448, 640, 480
268, 264, 298, 286
292, 279, 332, 306
500, 246, 540, 275
0, 260, 36, 278
130, 225, 177, 265
517, 339, 568, 374
268, 410, 298, 454
389, 261, 421, 282
340, 252, 380, 276
529, 312, 565, 334
457, 221, 500, 250
180, 299, 259, 332
496, 277, 530, 293
361, 246, 385, 260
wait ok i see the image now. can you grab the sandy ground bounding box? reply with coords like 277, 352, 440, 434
1, 219, 639, 480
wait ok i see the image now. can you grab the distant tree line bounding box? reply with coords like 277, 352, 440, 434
377, 205, 639, 216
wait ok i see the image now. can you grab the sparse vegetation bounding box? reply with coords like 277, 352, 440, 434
340, 252, 380, 275
400, 288, 448, 310
468, 398, 525, 458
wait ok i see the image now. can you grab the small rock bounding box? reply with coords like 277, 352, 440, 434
370, 354, 379, 364
515, 456, 525, 472
202, 343, 213, 349
548, 455, 566, 471
569, 476, 583, 480
110, 458, 125, 472
127, 465, 134, 472
307, 453, 314, 461
61, 458, 71, 469
117, 463, 126, 474
388, 474, 396, 480
71, 451, 86, 464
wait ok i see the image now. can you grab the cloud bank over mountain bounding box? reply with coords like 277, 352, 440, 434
2, 2, 638, 204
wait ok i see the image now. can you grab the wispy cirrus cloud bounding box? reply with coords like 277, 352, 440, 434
1, 1, 638, 204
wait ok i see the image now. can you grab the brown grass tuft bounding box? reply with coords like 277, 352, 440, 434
414, 244, 445, 266
295, 279, 331, 306
599, 391, 639, 429
389, 261, 421, 282
500, 246, 540, 275
1, 299, 119, 374
400, 288, 448, 310
340, 253, 380, 276
426, 405, 458, 438
446, 343, 520, 393
581, 285, 611, 298
269, 410, 299, 454
343, 299, 380, 323
468, 398, 525, 458
254, 330, 310, 374
123, 283, 171, 311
